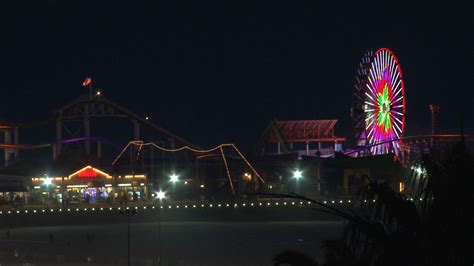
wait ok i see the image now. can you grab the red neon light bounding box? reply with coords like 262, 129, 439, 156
77, 168, 99, 179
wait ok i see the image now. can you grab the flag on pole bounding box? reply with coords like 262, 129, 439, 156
82, 77, 92, 87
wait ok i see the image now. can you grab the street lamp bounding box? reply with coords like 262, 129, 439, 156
169, 173, 179, 183
156, 190, 166, 200
119, 208, 137, 266
43, 177, 53, 186
292, 169, 303, 180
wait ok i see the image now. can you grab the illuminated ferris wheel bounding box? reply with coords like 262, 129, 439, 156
351, 48, 406, 156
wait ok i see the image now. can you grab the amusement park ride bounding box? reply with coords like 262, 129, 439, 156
348, 48, 471, 162
0, 93, 197, 166
0, 47, 472, 192
255, 48, 471, 163
351, 48, 406, 157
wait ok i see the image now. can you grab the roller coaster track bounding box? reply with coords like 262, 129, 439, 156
1, 95, 197, 148
344, 134, 473, 155
0, 136, 121, 149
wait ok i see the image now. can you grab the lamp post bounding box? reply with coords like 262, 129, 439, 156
119, 208, 137, 266
291, 169, 303, 194
156, 190, 165, 266
169, 172, 179, 200
43, 175, 52, 204
292, 169, 303, 180
169, 173, 179, 183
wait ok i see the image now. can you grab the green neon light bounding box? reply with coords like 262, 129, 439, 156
377, 83, 392, 132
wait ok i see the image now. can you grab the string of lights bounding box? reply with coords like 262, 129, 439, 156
112, 141, 265, 192
0, 199, 348, 216
0, 197, 430, 216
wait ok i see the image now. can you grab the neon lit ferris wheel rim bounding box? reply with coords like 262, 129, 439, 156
352, 48, 406, 155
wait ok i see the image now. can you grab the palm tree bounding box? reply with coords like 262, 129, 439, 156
272, 141, 473, 266
322, 141, 473, 266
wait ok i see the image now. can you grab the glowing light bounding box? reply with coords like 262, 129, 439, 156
69, 166, 112, 179
96, 91, 101, 96
412, 166, 425, 175
243, 172, 252, 180
399, 181, 404, 192
292, 169, 303, 180
156, 191, 166, 200
124, 174, 146, 179
43, 177, 52, 186
170, 173, 179, 183
354, 48, 405, 156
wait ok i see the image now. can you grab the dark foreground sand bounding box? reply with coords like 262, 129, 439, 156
0, 205, 345, 265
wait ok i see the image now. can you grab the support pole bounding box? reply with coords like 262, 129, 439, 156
4, 131, 11, 166
53, 144, 57, 161
220, 146, 235, 195
150, 145, 154, 186
306, 141, 309, 156
131, 121, 140, 171
429, 104, 439, 147
56, 118, 62, 157
14, 127, 19, 159
134, 121, 140, 140
84, 115, 90, 155
316, 159, 321, 195
97, 141, 102, 159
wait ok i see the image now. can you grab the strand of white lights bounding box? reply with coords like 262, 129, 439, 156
0, 199, 361, 215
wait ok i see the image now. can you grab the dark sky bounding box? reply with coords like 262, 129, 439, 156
0, 1, 472, 151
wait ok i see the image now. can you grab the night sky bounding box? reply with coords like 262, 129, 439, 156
0, 1, 472, 151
